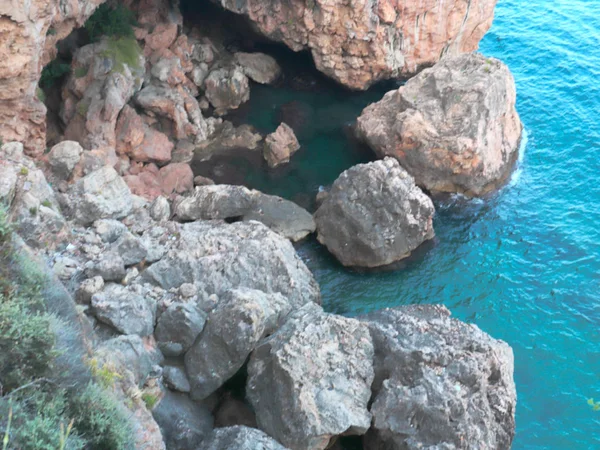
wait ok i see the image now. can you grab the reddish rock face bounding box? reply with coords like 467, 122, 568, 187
0, 0, 104, 156
215, 0, 497, 90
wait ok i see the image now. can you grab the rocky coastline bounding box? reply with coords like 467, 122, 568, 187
0, 0, 520, 448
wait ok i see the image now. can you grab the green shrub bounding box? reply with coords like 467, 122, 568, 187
141, 392, 159, 410
39, 60, 70, 89
85, 4, 137, 42
68, 383, 133, 450
100, 37, 142, 74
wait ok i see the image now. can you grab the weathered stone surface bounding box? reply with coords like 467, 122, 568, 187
143, 220, 320, 308
155, 301, 207, 356
76, 276, 104, 304
174, 185, 315, 241
61, 39, 145, 149
201, 426, 287, 450
263, 123, 300, 168
113, 231, 147, 266
185, 288, 292, 399
193, 121, 262, 162
314, 158, 434, 268
153, 390, 214, 450
91, 283, 156, 336
360, 305, 516, 450
159, 162, 194, 196
94, 218, 127, 243
213, 0, 497, 90
0, 0, 104, 156
234, 52, 282, 84
357, 53, 522, 196
93, 252, 126, 282
148, 196, 170, 222
204, 66, 250, 115
163, 365, 191, 393
67, 166, 133, 225
247, 302, 374, 450
47, 141, 83, 179
115, 105, 174, 164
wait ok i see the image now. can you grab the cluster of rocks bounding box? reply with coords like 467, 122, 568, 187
0, 140, 516, 449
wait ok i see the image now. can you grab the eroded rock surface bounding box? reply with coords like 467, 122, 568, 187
263, 123, 300, 168
315, 158, 434, 268
201, 426, 287, 450
213, 0, 497, 89
357, 53, 522, 196
247, 302, 374, 450
361, 305, 516, 450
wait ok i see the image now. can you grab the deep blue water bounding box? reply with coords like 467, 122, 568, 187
201, 0, 600, 447
306, 1, 600, 447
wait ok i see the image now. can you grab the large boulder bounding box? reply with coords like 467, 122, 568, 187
201, 426, 287, 450
361, 305, 516, 450
356, 53, 522, 196
155, 302, 207, 356
47, 141, 83, 180
142, 220, 320, 308
174, 185, 315, 241
204, 66, 250, 115
91, 283, 156, 336
263, 123, 301, 168
61, 38, 145, 149
314, 158, 435, 268
247, 303, 374, 450
212, 0, 497, 90
153, 390, 214, 450
67, 166, 133, 225
185, 288, 292, 399
234, 52, 282, 84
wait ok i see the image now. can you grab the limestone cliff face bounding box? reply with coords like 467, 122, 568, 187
0, 0, 103, 156
214, 0, 497, 90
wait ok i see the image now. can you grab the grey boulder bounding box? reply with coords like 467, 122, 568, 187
91, 283, 156, 336
143, 221, 320, 308
153, 390, 214, 450
204, 66, 250, 115
67, 166, 133, 225
174, 185, 315, 242
361, 305, 516, 450
247, 302, 374, 450
234, 52, 282, 84
356, 53, 523, 196
185, 288, 292, 400
47, 141, 83, 179
201, 426, 287, 450
314, 158, 435, 268
155, 301, 207, 356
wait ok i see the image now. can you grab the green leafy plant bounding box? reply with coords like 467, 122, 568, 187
141, 392, 159, 410
88, 358, 122, 389
100, 37, 142, 74
85, 4, 137, 42
74, 66, 89, 78
41, 200, 52, 209
19, 167, 28, 176
36, 87, 46, 103
39, 59, 70, 89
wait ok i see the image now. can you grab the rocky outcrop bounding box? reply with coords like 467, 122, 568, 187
202, 426, 287, 450
174, 185, 316, 241
361, 305, 516, 450
357, 53, 522, 196
314, 158, 434, 268
185, 288, 292, 399
0, 142, 67, 247
155, 302, 207, 356
204, 65, 250, 115
47, 140, 83, 180
247, 302, 374, 450
143, 220, 320, 307
263, 123, 300, 168
213, 0, 497, 89
61, 38, 145, 149
0, 0, 104, 156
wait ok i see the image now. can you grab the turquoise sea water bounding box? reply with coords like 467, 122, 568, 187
199, 0, 600, 447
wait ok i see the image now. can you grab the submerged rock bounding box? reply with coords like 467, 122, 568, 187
247, 302, 374, 450
185, 288, 292, 399
263, 123, 300, 168
361, 305, 516, 450
314, 158, 435, 268
174, 184, 315, 241
357, 53, 522, 196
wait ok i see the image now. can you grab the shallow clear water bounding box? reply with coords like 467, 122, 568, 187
205, 0, 600, 447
